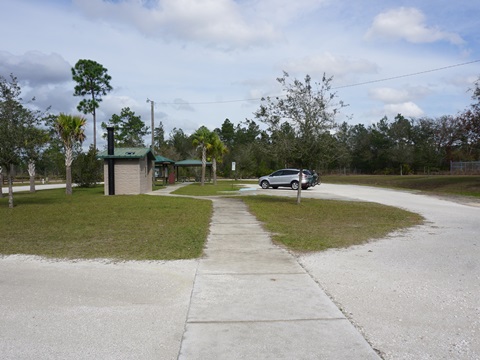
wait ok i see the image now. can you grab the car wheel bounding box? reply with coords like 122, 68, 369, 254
291, 181, 299, 190
260, 180, 269, 189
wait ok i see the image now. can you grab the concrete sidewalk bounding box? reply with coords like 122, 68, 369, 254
178, 197, 379, 359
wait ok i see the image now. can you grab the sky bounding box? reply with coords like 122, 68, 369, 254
1, 0, 479, 150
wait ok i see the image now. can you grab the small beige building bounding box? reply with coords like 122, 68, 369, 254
97, 147, 155, 195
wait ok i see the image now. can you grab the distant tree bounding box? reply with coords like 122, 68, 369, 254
0, 74, 39, 208
455, 76, 480, 161
192, 126, 212, 186
331, 122, 352, 173
55, 114, 87, 195
436, 115, 463, 164
411, 117, 443, 172
72, 59, 112, 150
255, 72, 345, 203
154, 121, 166, 153
24, 126, 49, 192
388, 114, 414, 174
101, 107, 149, 147
217, 118, 235, 148
207, 132, 228, 185
72, 144, 102, 187
269, 121, 296, 168
167, 128, 193, 160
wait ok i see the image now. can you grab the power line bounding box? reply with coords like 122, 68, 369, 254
333, 59, 480, 89
157, 59, 480, 105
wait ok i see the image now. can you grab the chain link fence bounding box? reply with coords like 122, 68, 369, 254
450, 161, 480, 174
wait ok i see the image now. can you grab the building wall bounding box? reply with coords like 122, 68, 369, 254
103, 157, 154, 195
138, 157, 153, 194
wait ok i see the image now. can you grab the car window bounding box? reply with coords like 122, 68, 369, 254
284, 170, 298, 175
271, 170, 283, 176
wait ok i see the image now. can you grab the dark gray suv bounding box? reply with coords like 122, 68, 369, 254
258, 169, 312, 190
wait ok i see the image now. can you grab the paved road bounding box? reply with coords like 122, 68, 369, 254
0, 257, 197, 360
2, 184, 67, 193
262, 184, 480, 360
1, 183, 478, 359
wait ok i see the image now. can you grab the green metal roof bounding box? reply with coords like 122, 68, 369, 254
175, 159, 212, 167
97, 147, 155, 161
155, 155, 175, 164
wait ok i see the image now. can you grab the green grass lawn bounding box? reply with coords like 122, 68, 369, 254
0, 186, 212, 260
323, 175, 480, 197
241, 195, 423, 252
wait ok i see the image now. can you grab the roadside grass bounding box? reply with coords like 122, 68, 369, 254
323, 175, 480, 197
0, 186, 211, 260
241, 195, 423, 252
172, 181, 248, 196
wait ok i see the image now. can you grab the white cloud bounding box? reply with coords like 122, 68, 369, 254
384, 102, 424, 118
283, 52, 378, 81
365, 7, 464, 45
73, 0, 280, 49
369, 87, 411, 104
369, 86, 431, 104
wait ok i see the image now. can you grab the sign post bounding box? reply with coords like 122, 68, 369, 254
232, 162, 236, 189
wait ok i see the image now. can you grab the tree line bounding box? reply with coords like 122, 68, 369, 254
158, 75, 480, 179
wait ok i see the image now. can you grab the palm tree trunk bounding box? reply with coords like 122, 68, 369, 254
212, 158, 217, 185
65, 146, 73, 195
66, 165, 72, 195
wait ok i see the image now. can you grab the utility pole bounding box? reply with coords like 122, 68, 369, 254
146, 98, 156, 189
147, 98, 155, 149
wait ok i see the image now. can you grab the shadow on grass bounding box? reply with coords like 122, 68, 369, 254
0, 186, 105, 207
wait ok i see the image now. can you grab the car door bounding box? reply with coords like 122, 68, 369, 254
281, 169, 298, 186
268, 170, 284, 186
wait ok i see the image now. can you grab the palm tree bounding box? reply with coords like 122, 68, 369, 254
192, 126, 211, 186
207, 133, 228, 185
55, 113, 86, 195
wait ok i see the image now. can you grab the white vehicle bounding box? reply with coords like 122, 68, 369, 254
258, 169, 313, 190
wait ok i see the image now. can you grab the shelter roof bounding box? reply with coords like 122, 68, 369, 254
155, 155, 175, 164
175, 159, 212, 167
97, 147, 155, 161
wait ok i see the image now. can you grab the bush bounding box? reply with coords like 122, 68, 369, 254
72, 146, 103, 187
